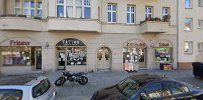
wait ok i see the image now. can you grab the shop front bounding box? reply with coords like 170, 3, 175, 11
0, 38, 42, 74
123, 39, 147, 71
154, 40, 173, 70
56, 38, 87, 71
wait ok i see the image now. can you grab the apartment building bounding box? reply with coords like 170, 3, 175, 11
178, 0, 203, 69
0, 0, 177, 74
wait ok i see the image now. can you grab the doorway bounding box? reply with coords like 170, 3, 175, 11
123, 47, 147, 71
58, 52, 66, 70
97, 46, 112, 71
35, 48, 42, 69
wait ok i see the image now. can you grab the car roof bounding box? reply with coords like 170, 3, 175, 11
129, 74, 168, 85
0, 76, 47, 86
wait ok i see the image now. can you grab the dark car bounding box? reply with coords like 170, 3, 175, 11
91, 74, 203, 100
192, 62, 203, 78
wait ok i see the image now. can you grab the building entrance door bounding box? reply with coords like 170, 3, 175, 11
123, 48, 147, 71
58, 52, 66, 70
35, 48, 42, 69
97, 46, 112, 71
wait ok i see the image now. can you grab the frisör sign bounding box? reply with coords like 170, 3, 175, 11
10, 40, 31, 46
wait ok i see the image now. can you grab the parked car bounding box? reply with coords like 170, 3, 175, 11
0, 76, 56, 100
192, 62, 203, 78
91, 74, 203, 100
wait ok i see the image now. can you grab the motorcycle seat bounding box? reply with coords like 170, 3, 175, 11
72, 72, 84, 76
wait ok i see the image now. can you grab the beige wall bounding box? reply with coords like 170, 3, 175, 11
178, 0, 203, 69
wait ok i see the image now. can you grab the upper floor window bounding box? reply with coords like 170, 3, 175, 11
14, 0, 42, 18
127, 5, 135, 24
57, 0, 91, 19
184, 41, 193, 53
198, 0, 203, 7
185, 0, 192, 8
198, 42, 203, 51
198, 19, 203, 29
162, 7, 170, 18
108, 3, 117, 23
184, 18, 193, 31
145, 6, 153, 20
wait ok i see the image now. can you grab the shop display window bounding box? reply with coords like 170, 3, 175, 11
155, 48, 172, 64
66, 47, 86, 65
1, 46, 31, 66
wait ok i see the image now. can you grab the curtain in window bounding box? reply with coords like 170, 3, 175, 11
57, 5, 64, 17
76, 7, 82, 18
67, 6, 73, 17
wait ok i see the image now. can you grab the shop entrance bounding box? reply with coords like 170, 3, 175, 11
97, 46, 112, 71
56, 38, 87, 70
57, 52, 66, 70
123, 48, 147, 71
123, 39, 147, 71
35, 48, 42, 69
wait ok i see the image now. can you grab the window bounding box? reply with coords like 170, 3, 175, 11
1, 46, 31, 66
184, 18, 193, 31
127, 5, 135, 24
57, 0, 91, 18
0, 89, 23, 100
198, 19, 203, 28
32, 79, 51, 98
108, 3, 117, 23
184, 41, 193, 53
15, 0, 42, 18
66, 47, 86, 65
162, 82, 189, 96
162, 7, 170, 18
198, 0, 203, 7
145, 6, 153, 20
185, 0, 192, 8
141, 83, 162, 99
198, 42, 203, 51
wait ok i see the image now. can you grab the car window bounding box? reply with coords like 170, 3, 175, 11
32, 78, 51, 98
162, 82, 189, 96
116, 78, 140, 97
0, 89, 23, 100
140, 83, 162, 99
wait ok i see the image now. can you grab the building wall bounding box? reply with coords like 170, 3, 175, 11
178, 0, 203, 69
0, 0, 178, 74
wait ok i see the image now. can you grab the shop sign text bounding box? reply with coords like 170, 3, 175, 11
10, 40, 31, 46
159, 43, 170, 47
127, 42, 146, 48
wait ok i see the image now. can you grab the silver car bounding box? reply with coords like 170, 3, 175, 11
0, 76, 56, 100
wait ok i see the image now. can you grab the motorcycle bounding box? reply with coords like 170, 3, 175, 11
55, 71, 88, 86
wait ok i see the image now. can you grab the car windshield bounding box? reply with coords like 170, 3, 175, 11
116, 78, 140, 97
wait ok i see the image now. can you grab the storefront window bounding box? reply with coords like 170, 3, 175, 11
1, 46, 31, 66
66, 47, 86, 65
155, 48, 172, 64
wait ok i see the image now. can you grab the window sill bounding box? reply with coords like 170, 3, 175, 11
184, 52, 193, 55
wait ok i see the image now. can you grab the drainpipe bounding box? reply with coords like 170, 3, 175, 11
176, 0, 179, 69
4, 0, 6, 15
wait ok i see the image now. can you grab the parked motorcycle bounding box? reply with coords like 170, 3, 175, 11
55, 71, 88, 86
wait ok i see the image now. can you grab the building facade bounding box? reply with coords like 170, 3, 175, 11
0, 0, 178, 74
178, 0, 203, 69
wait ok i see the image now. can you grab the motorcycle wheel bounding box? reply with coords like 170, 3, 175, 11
55, 77, 66, 86
78, 76, 88, 85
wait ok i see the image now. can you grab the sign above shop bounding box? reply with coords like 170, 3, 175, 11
56, 38, 86, 46
124, 39, 147, 49
10, 40, 31, 46
154, 40, 172, 47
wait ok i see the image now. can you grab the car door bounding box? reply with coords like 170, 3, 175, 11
138, 82, 163, 100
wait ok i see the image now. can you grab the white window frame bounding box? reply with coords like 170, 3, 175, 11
107, 3, 117, 23
198, 19, 203, 29
127, 5, 135, 24
199, 0, 203, 7
184, 18, 193, 31
162, 7, 170, 18
145, 6, 153, 20
198, 42, 203, 52
184, 41, 193, 54
56, 0, 91, 18
185, 0, 192, 9
14, 0, 42, 18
